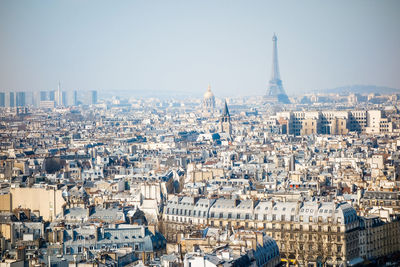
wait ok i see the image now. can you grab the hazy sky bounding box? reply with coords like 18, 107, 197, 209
0, 0, 399, 96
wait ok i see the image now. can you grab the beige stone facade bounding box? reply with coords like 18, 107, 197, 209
10, 187, 66, 222
277, 110, 393, 136
163, 197, 360, 266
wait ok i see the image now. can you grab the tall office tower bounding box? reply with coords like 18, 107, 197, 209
6, 92, 15, 107
265, 34, 290, 104
220, 100, 232, 135
56, 82, 63, 106
73, 90, 78, 106
62, 91, 68, 106
16, 92, 26, 107
49, 90, 55, 101
25, 91, 35, 106
0, 92, 5, 107
32, 91, 40, 107
40, 91, 47, 101
90, 90, 98, 104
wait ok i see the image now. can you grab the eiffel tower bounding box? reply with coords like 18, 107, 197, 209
265, 34, 290, 104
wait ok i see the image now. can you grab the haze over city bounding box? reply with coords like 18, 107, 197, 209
1, 0, 400, 97
3, 1, 400, 267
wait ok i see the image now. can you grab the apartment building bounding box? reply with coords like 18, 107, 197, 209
163, 197, 360, 266
276, 110, 393, 136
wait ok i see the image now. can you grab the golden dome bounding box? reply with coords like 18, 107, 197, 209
203, 84, 214, 99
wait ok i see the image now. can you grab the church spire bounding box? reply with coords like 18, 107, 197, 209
220, 99, 232, 135
222, 99, 230, 117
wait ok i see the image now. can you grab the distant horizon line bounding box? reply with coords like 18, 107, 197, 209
1, 83, 399, 97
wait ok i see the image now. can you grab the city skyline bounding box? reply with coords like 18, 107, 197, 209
0, 0, 400, 97
1, 2, 400, 266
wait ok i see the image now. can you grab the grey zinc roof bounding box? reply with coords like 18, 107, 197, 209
63, 225, 165, 253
